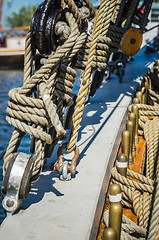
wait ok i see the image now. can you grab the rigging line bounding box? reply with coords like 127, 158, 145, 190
144, 24, 159, 34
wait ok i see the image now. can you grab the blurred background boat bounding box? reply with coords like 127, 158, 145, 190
0, 27, 28, 69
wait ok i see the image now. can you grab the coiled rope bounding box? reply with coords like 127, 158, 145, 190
102, 62, 159, 239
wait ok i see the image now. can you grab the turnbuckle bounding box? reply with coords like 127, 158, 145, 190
50, 143, 79, 181
1, 152, 35, 215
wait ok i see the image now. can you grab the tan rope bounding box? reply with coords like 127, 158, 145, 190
3, 0, 81, 185
67, 0, 115, 152
103, 209, 146, 239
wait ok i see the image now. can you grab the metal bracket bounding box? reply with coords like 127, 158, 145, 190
2, 152, 34, 215
60, 161, 71, 181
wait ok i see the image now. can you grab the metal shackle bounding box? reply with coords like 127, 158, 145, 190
51, 143, 79, 180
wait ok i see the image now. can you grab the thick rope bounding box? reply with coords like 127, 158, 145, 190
3, 0, 82, 185
67, 0, 115, 152
103, 210, 146, 239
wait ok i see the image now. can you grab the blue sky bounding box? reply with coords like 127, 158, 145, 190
2, 0, 42, 27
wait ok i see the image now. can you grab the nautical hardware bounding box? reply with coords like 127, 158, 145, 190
2, 153, 35, 214
105, 53, 127, 84
60, 161, 71, 181
146, 71, 152, 90
120, 27, 143, 57
144, 80, 149, 93
136, 91, 143, 104
100, 59, 159, 238
122, 130, 130, 166
1, 0, 155, 223
51, 143, 79, 180
133, 97, 140, 105
102, 227, 117, 240
117, 153, 127, 177
141, 87, 147, 104
132, 104, 139, 144
114, 58, 125, 84
129, 112, 136, 154
109, 184, 122, 240
31, 0, 64, 55
126, 120, 134, 164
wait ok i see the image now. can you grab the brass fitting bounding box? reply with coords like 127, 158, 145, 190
102, 227, 117, 240
133, 97, 140, 105
129, 112, 136, 154
132, 104, 139, 144
136, 91, 143, 104
122, 130, 130, 167
141, 87, 147, 104
126, 120, 134, 164
109, 184, 122, 240
147, 72, 152, 90
144, 81, 149, 91
117, 153, 127, 177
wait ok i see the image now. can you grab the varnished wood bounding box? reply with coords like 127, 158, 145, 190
120, 27, 143, 56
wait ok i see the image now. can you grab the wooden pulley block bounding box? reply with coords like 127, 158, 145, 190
120, 27, 143, 57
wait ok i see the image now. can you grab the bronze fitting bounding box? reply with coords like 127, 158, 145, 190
129, 112, 136, 154
144, 80, 149, 91
102, 227, 117, 240
117, 153, 127, 177
141, 87, 147, 104
122, 130, 130, 167
126, 120, 134, 164
133, 97, 140, 105
147, 72, 152, 90
109, 184, 122, 240
136, 91, 143, 104
132, 104, 139, 144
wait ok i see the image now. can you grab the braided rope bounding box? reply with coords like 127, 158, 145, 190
100, 0, 117, 36
111, 167, 154, 193
67, 0, 115, 152
147, 179, 159, 239
23, 31, 34, 84
3, 0, 81, 184
103, 210, 146, 239
143, 119, 159, 180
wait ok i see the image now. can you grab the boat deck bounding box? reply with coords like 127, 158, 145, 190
0, 37, 159, 239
